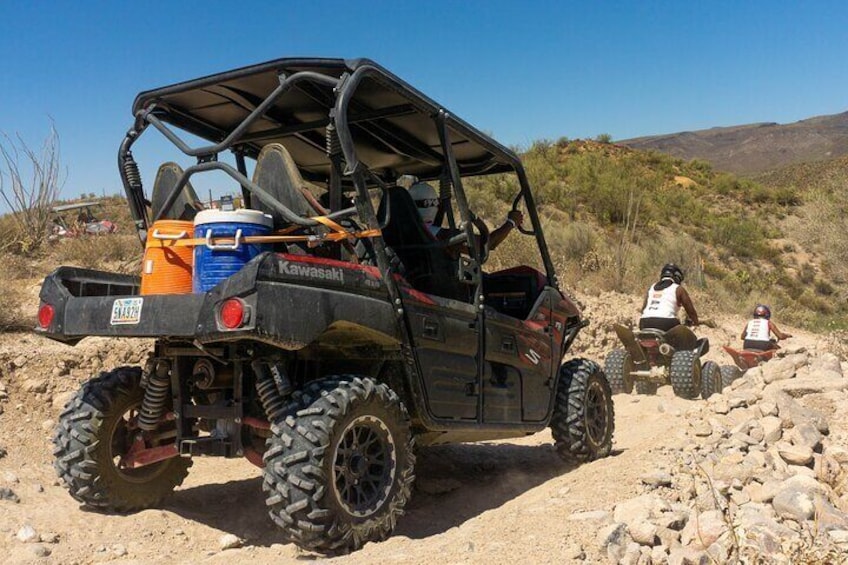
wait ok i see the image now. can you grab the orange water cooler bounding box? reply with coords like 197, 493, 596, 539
140, 220, 194, 295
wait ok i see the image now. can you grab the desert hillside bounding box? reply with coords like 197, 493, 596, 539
618, 110, 848, 175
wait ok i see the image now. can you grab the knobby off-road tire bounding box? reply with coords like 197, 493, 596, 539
669, 351, 702, 399
53, 366, 191, 512
262, 376, 415, 555
551, 359, 615, 462
635, 381, 658, 395
719, 365, 742, 392
700, 361, 720, 399
604, 349, 634, 394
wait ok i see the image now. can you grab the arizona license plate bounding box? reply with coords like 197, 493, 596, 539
110, 297, 143, 325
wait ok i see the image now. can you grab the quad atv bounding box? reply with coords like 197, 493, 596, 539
723, 345, 777, 371
605, 323, 719, 399
39, 58, 614, 555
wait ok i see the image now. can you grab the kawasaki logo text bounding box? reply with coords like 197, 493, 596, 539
279, 261, 344, 283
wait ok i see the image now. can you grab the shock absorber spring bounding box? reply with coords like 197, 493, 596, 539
138, 360, 171, 431
122, 154, 142, 190
252, 361, 288, 423
325, 122, 342, 157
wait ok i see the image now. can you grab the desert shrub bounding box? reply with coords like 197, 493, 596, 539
0, 126, 64, 254
707, 216, 763, 257
815, 278, 835, 296
54, 234, 142, 270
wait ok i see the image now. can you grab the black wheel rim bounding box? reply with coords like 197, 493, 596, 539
332, 415, 396, 518
585, 381, 609, 447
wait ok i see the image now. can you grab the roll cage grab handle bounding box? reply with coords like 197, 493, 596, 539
117, 65, 557, 286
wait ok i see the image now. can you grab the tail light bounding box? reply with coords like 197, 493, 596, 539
220, 298, 245, 329
38, 303, 55, 329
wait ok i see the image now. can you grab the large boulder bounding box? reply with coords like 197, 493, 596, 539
680, 510, 726, 550
761, 357, 797, 385
773, 489, 815, 521
613, 494, 671, 527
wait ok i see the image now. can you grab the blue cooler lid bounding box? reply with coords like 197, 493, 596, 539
194, 209, 273, 228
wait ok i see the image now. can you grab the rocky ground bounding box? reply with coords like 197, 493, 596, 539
0, 292, 846, 564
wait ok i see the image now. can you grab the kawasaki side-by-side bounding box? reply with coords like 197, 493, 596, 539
39, 58, 614, 554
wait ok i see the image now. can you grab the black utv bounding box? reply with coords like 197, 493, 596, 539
40, 58, 614, 554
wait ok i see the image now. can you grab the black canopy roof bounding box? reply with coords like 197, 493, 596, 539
132, 58, 520, 185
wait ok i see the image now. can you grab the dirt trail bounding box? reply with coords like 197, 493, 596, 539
0, 293, 839, 564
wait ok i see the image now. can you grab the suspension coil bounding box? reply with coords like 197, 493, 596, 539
252, 361, 289, 423
138, 360, 171, 431
325, 122, 342, 157
122, 154, 142, 190
439, 175, 452, 200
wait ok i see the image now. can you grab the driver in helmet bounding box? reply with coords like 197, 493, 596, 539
409, 181, 523, 253
639, 263, 699, 331
741, 305, 791, 350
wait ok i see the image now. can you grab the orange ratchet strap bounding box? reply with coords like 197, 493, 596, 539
148, 215, 381, 248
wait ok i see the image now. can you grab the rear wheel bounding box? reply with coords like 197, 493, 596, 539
262, 376, 415, 555
53, 367, 191, 512
669, 351, 701, 399
700, 361, 720, 399
635, 381, 658, 395
719, 365, 742, 392
604, 349, 634, 394
551, 359, 614, 461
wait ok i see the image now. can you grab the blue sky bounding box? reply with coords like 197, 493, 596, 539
0, 1, 846, 206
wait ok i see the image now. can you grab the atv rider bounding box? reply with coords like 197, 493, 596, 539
741, 304, 791, 351
409, 181, 523, 253
639, 263, 699, 332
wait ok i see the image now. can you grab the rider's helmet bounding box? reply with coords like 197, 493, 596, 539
660, 263, 684, 284
753, 304, 771, 319
409, 182, 439, 224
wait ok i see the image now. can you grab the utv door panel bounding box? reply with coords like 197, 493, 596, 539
482, 362, 522, 423
407, 296, 479, 420
484, 304, 553, 423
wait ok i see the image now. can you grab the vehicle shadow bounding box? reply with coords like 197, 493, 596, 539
163, 441, 617, 547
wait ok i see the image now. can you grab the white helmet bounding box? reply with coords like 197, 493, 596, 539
409, 182, 438, 224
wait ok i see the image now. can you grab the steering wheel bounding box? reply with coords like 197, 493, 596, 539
511, 192, 535, 235
445, 216, 490, 263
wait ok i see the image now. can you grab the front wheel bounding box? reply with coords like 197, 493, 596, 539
604, 349, 634, 394
670, 351, 701, 399
262, 376, 415, 555
700, 361, 720, 399
53, 367, 191, 512
551, 359, 615, 461
719, 365, 742, 392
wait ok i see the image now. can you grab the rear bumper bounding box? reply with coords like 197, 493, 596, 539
36, 267, 206, 343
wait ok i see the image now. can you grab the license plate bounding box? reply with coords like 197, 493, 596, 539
110, 298, 143, 325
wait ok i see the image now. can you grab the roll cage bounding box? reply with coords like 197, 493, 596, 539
119, 57, 557, 295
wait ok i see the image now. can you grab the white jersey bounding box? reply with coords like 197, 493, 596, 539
641, 281, 679, 319
745, 319, 770, 341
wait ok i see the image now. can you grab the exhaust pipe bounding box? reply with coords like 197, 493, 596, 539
659, 343, 674, 356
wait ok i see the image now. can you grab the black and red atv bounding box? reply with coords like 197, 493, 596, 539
723, 344, 779, 370
605, 323, 719, 399
39, 58, 615, 555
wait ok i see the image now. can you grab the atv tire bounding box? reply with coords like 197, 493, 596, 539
53, 366, 191, 512
604, 349, 634, 394
669, 350, 702, 400
551, 359, 615, 461
262, 376, 415, 555
719, 365, 742, 392
700, 361, 720, 399
635, 381, 658, 395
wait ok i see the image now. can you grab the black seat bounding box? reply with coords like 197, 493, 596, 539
377, 186, 466, 300
151, 162, 201, 221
